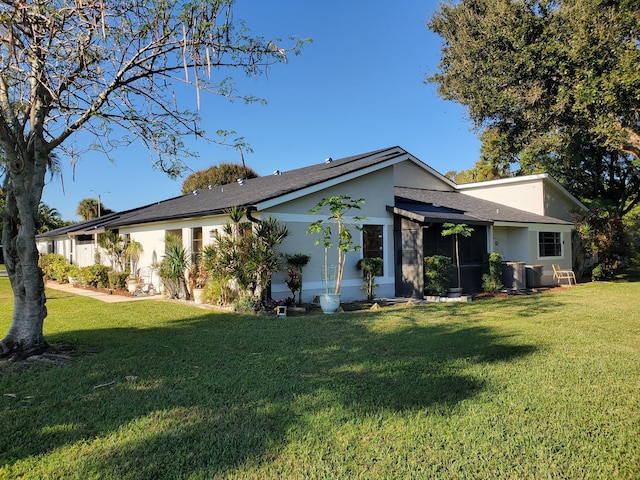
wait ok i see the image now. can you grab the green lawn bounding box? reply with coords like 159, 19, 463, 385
1, 279, 639, 479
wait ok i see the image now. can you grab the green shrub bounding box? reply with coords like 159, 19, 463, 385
233, 294, 259, 313
38, 253, 70, 281
108, 272, 130, 291
202, 277, 223, 304
67, 264, 81, 278
482, 252, 504, 293
81, 264, 110, 288
591, 263, 614, 281
424, 255, 453, 296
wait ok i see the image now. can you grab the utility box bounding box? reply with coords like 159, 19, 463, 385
525, 265, 543, 288
502, 261, 526, 290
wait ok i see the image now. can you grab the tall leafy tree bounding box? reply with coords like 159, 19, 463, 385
428, 0, 640, 215
0, 0, 306, 358
181, 162, 259, 194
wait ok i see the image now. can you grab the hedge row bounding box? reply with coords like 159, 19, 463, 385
39, 253, 129, 291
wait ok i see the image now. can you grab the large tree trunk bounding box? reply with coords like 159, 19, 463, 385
1, 181, 49, 358
0, 148, 49, 359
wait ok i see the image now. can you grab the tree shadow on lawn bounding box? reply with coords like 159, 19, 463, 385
0, 306, 538, 478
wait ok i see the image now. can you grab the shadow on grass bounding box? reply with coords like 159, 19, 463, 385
0, 299, 538, 478
615, 267, 640, 282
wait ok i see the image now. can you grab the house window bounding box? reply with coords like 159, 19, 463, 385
539, 232, 562, 257
191, 227, 203, 266
76, 234, 94, 245
363, 224, 384, 275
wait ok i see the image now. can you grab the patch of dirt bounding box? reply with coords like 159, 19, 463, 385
472, 285, 569, 301
0, 344, 76, 377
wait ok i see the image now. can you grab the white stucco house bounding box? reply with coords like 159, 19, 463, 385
37, 146, 586, 301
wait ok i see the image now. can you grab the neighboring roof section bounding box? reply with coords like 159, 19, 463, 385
37, 147, 575, 241
394, 188, 573, 225
107, 146, 423, 227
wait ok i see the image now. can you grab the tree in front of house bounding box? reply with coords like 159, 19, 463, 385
428, 0, 640, 222
429, 0, 640, 162
0, 1, 306, 358
441, 223, 474, 291
181, 163, 259, 194
575, 206, 629, 279
208, 209, 289, 306
36, 203, 67, 234
246, 217, 289, 304
97, 231, 127, 273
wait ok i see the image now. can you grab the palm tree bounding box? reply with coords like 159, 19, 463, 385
125, 240, 144, 276
76, 197, 114, 220
36, 202, 65, 234
97, 231, 127, 272
76, 198, 100, 221
248, 216, 289, 303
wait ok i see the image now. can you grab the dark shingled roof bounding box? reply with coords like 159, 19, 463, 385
105, 146, 408, 227
394, 187, 572, 225
38, 146, 413, 237
37, 146, 571, 240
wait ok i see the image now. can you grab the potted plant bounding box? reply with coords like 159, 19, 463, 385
307, 195, 366, 313
125, 240, 144, 274
441, 222, 474, 297
188, 264, 209, 304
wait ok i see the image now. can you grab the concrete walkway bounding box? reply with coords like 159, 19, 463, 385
45, 281, 164, 303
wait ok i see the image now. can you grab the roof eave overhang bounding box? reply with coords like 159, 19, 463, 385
108, 207, 248, 229
387, 205, 493, 226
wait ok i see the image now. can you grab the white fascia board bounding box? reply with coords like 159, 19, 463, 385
493, 221, 574, 229
457, 173, 549, 189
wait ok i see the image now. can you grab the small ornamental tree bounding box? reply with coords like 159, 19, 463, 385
97, 231, 127, 272
356, 257, 383, 301
441, 223, 474, 290
285, 254, 311, 305
307, 196, 366, 295
125, 240, 144, 276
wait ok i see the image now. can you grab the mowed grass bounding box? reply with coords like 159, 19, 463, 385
1, 279, 639, 479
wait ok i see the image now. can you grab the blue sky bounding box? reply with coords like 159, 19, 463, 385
42, 0, 481, 221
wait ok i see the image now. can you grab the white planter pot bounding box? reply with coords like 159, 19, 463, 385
127, 279, 139, 294
192, 288, 205, 304
319, 293, 341, 314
